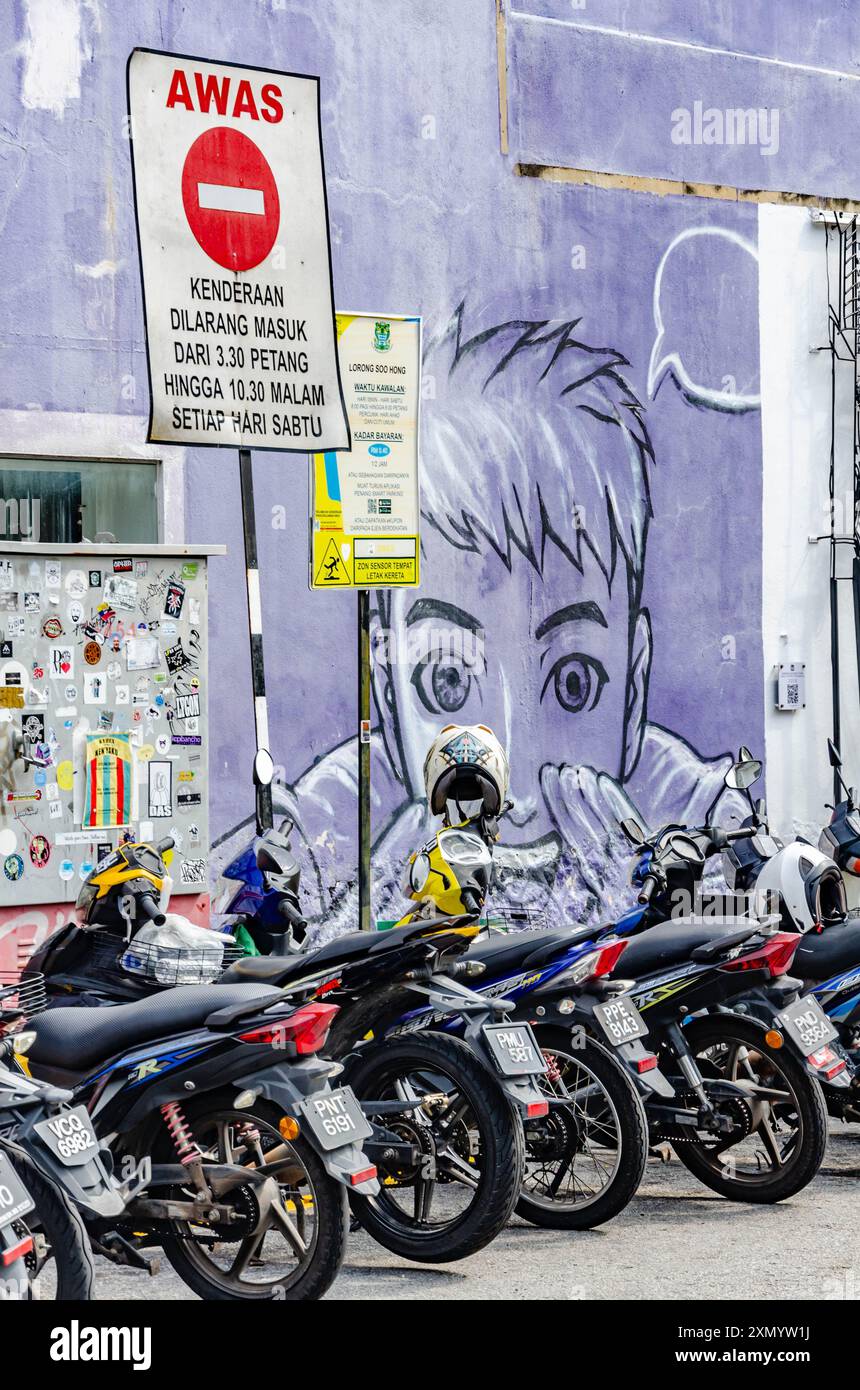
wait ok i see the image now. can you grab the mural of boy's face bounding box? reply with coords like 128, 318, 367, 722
378, 519, 649, 852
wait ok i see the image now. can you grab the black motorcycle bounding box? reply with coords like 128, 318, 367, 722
24, 981, 378, 1300
219, 919, 550, 1264
597, 815, 842, 1202
713, 739, 860, 1125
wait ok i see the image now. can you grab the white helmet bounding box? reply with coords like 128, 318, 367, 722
753, 841, 846, 933
423, 725, 510, 820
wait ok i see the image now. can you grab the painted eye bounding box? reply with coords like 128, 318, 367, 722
411, 655, 474, 714
541, 654, 608, 714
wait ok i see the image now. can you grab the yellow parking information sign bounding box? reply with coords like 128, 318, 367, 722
310, 312, 420, 590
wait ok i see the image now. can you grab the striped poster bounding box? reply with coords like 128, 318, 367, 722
83, 732, 134, 829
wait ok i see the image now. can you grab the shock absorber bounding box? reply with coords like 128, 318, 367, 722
543, 1051, 562, 1085
161, 1101, 198, 1165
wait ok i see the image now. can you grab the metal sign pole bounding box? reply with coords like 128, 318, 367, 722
358, 589, 372, 929
239, 447, 273, 834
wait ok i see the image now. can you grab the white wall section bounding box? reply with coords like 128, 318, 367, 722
759, 204, 859, 843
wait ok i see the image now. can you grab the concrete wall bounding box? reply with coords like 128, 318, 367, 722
0, 1, 854, 935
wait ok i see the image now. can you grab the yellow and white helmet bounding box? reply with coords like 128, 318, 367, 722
423, 724, 510, 820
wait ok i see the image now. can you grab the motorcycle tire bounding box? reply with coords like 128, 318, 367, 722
346, 1032, 524, 1263
668, 1015, 828, 1203
517, 1026, 648, 1229
155, 1094, 348, 1301
5, 1143, 95, 1300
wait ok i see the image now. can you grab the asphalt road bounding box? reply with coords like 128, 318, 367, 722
91, 1121, 860, 1302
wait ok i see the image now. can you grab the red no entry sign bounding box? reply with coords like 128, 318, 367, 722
128, 49, 350, 451
181, 126, 280, 272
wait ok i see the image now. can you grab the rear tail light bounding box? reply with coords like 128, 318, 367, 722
312, 977, 341, 998
2, 1235, 33, 1268
526, 1100, 549, 1118
559, 939, 628, 988
809, 1045, 847, 1081
634, 1054, 659, 1074
591, 939, 628, 978
238, 1001, 339, 1055
348, 1166, 378, 1187
719, 932, 799, 979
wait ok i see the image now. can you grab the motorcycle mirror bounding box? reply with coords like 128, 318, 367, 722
619, 816, 646, 845
253, 748, 275, 787
408, 851, 431, 895
828, 738, 843, 769
724, 756, 763, 791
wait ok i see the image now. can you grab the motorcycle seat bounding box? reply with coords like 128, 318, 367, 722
466, 925, 596, 978
219, 930, 378, 986
608, 917, 756, 980
29, 983, 284, 1071
219, 915, 481, 988
791, 917, 860, 983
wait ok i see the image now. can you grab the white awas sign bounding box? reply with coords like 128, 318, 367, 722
127, 49, 350, 453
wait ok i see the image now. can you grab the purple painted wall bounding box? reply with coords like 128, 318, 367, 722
3, 0, 838, 931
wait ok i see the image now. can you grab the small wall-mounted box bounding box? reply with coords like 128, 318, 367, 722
776, 662, 806, 711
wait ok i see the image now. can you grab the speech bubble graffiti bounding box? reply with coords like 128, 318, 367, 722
648, 226, 760, 413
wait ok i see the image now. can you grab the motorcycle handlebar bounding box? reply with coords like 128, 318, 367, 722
278, 898, 307, 930
705, 825, 757, 852
155, 837, 175, 855
138, 893, 166, 927
637, 873, 659, 905
459, 888, 482, 916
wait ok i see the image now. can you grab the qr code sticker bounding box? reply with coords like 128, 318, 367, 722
786, 681, 799, 706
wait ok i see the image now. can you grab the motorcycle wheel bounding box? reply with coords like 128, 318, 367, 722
516, 1026, 648, 1229
346, 1032, 523, 1263
154, 1096, 348, 1301
4, 1143, 94, 1300
667, 1015, 828, 1203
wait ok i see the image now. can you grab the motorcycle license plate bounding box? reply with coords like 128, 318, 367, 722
593, 996, 648, 1046
0, 1152, 34, 1228
776, 997, 839, 1056
298, 1086, 372, 1153
33, 1105, 98, 1167
482, 1022, 546, 1077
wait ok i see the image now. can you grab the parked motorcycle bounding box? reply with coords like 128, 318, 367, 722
716, 741, 860, 1124
219, 918, 546, 1264
604, 797, 843, 1202
23, 981, 378, 1300
382, 811, 659, 1230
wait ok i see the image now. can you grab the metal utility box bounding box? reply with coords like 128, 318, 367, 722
0, 543, 224, 914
